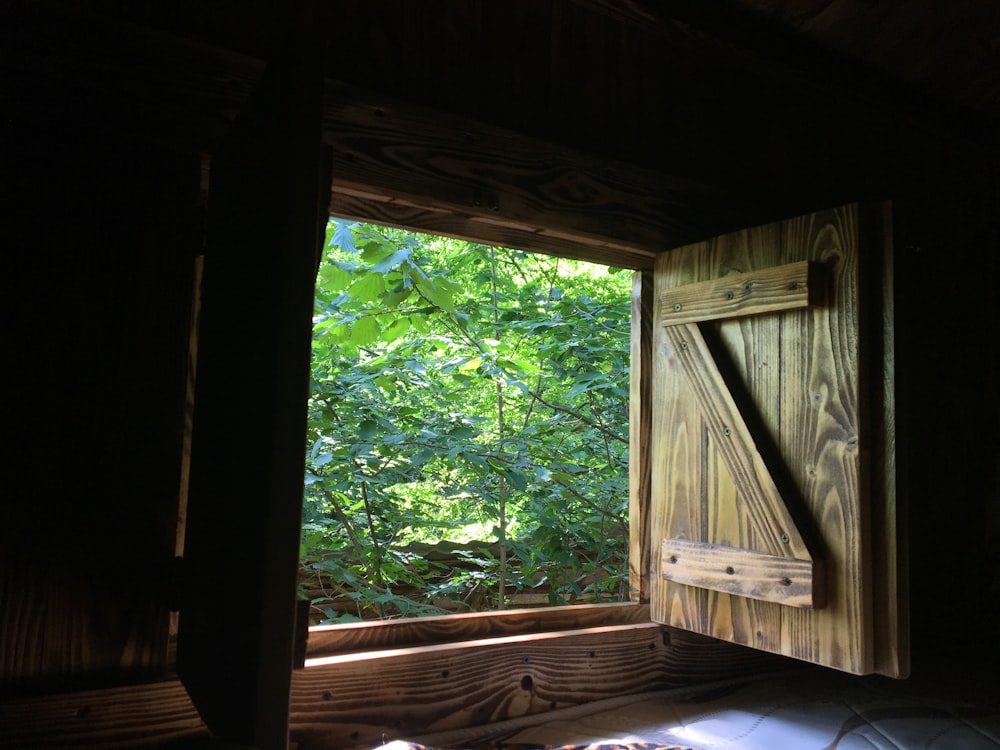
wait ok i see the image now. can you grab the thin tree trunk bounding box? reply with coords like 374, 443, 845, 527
490, 246, 508, 609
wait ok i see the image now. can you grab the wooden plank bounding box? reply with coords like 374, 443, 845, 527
176, 6, 329, 747
306, 603, 650, 658
329, 192, 657, 271
867, 202, 908, 678
0, 679, 208, 749
661, 322, 812, 561
322, 79, 718, 269
658, 260, 823, 326
291, 623, 786, 749
661, 538, 819, 608
629, 271, 654, 601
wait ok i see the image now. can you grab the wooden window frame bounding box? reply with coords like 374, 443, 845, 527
302, 194, 657, 662
293, 77, 708, 661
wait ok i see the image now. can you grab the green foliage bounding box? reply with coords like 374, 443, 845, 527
302, 220, 631, 621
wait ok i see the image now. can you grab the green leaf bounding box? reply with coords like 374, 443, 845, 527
409, 313, 431, 334
331, 219, 358, 253
318, 263, 352, 291
382, 316, 411, 342
357, 420, 378, 441
369, 247, 412, 274
359, 237, 399, 264
349, 273, 386, 303
350, 316, 381, 345
410, 269, 455, 312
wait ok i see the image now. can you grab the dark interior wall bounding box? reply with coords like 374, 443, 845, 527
0, 111, 200, 693
894, 139, 1000, 648
2, 0, 998, 700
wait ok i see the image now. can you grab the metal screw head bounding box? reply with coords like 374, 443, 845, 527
780, 533, 790, 544
725, 566, 735, 575
781, 578, 793, 587
722, 426, 732, 436
668, 555, 678, 564
726, 291, 734, 300
680, 341, 688, 351
674, 303, 682, 312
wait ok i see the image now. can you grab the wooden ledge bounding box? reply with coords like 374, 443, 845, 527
306, 602, 651, 657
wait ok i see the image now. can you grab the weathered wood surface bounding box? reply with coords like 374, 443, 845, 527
661, 538, 818, 608
0, 625, 787, 749
660, 322, 812, 561
629, 271, 654, 601
323, 85, 711, 269
869, 203, 906, 678
658, 260, 822, 326
293, 624, 786, 750
650, 203, 900, 676
0, 679, 208, 749
306, 603, 651, 657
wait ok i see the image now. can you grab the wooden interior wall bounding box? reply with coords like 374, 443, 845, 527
0, 112, 200, 693
893, 139, 1000, 648
1, 1, 999, 743
76, 0, 912, 228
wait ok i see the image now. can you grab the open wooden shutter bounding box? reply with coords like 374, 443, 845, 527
177, 6, 330, 746
649, 203, 906, 677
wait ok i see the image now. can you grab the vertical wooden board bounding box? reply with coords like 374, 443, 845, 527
868, 202, 907, 678
777, 205, 869, 673
652, 222, 787, 642
177, 6, 329, 746
629, 271, 654, 601
651, 204, 891, 675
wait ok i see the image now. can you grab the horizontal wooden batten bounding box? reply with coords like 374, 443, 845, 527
306, 602, 651, 658
658, 260, 824, 326
662, 538, 822, 609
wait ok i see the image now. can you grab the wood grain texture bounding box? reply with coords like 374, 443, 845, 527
629, 271, 654, 601
0, 625, 787, 749
658, 260, 822, 325
329, 192, 657, 271
661, 538, 818, 608
660, 322, 812, 561
305, 603, 651, 658
650, 203, 897, 675
0, 679, 208, 749
292, 623, 785, 750
868, 202, 907, 678
322, 78, 715, 269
